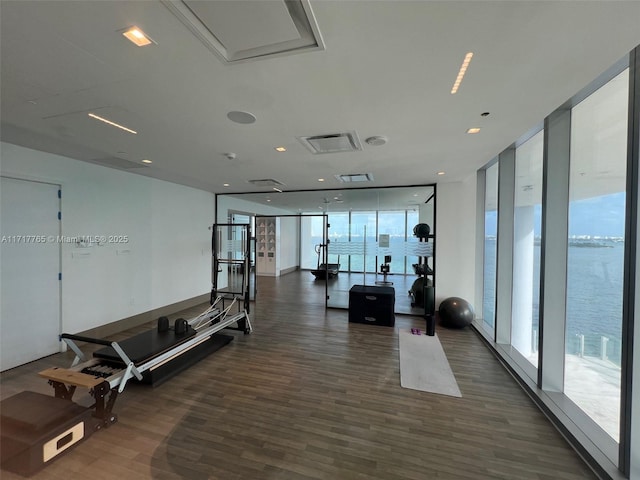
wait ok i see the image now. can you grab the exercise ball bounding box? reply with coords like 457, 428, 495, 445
409, 276, 433, 306
439, 297, 475, 329
413, 223, 430, 239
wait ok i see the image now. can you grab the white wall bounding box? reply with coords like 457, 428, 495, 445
0, 142, 215, 334
435, 176, 478, 310
279, 216, 300, 272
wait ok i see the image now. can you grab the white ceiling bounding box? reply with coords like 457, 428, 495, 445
2, 1, 640, 211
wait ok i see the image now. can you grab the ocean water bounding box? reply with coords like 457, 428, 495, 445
484, 238, 624, 364
566, 242, 624, 361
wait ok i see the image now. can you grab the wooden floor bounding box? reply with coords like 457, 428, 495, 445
1, 271, 596, 479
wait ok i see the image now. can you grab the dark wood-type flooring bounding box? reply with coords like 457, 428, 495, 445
1, 271, 596, 479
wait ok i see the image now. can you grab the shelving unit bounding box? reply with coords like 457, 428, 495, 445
256, 217, 280, 276
409, 224, 435, 333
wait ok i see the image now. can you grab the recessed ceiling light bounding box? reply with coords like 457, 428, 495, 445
223, 183, 230, 187
437, 171, 446, 176
122, 26, 154, 47
227, 111, 256, 124
467, 127, 481, 134
274, 146, 286, 152
266, 199, 271, 202
88, 113, 137, 134
318, 178, 325, 182
141, 159, 152, 164
451, 52, 474, 94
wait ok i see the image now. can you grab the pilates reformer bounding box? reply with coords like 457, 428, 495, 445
39, 297, 251, 427
0, 299, 251, 476
36, 222, 255, 427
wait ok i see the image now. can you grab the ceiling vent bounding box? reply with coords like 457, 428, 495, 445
334, 173, 375, 183
248, 178, 285, 187
89, 157, 148, 170
297, 131, 363, 155
161, 0, 324, 64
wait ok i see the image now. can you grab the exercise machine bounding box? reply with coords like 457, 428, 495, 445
44, 299, 249, 420
310, 242, 340, 279
375, 255, 394, 286
1, 300, 250, 476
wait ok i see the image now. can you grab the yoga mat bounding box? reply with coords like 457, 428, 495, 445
399, 330, 462, 397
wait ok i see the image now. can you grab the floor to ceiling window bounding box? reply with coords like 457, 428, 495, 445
326, 212, 349, 270
378, 210, 411, 274
324, 209, 425, 277
474, 47, 638, 478
483, 162, 499, 333
565, 68, 629, 441
300, 215, 326, 270
512, 131, 544, 368
349, 211, 377, 273
405, 210, 419, 274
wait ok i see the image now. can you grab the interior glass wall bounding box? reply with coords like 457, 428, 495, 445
483, 162, 499, 333
512, 131, 544, 367
565, 68, 629, 441
217, 185, 435, 315
325, 205, 434, 314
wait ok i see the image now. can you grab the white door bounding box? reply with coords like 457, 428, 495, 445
1, 177, 61, 371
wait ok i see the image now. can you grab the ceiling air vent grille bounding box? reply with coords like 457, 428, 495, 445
297, 131, 363, 154
248, 178, 285, 187
334, 173, 374, 183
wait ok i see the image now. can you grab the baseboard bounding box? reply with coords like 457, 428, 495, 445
257, 266, 299, 277
77, 293, 210, 339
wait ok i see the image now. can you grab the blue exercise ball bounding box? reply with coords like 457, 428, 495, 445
439, 297, 475, 329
